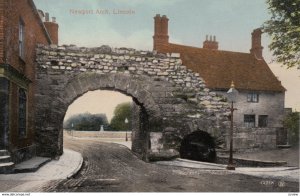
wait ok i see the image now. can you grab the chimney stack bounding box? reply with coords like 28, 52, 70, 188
43, 13, 59, 45
203, 35, 218, 50
37, 10, 45, 21
45, 12, 49, 22
153, 14, 169, 50
250, 28, 263, 60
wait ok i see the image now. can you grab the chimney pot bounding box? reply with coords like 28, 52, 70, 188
52, 17, 56, 23
45, 12, 49, 22
203, 34, 218, 50
37, 9, 45, 21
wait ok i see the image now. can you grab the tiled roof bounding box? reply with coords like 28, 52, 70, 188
157, 43, 285, 92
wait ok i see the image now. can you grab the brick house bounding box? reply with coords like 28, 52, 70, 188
0, 0, 58, 165
153, 14, 286, 151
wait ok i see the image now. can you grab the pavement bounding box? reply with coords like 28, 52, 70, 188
0, 133, 298, 192
0, 148, 83, 192
156, 158, 300, 182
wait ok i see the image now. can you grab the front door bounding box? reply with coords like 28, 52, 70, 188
0, 77, 10, 149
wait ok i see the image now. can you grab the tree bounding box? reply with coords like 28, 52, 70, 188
283, 112, 299, 145
63, 112, 109, 131
263, 0, 300, 68
110, 102, 132, 131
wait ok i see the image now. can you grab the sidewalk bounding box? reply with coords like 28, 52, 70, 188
0, 148, 83, 192
156, 158, 300, 182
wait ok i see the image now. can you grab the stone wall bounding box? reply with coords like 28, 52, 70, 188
232, 127, 278, 151
35, 44, 230, 159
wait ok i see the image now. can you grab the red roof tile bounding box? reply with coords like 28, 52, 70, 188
157, 43, 285, 92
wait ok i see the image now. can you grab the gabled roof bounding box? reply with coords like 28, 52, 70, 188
156, 43, 285, 92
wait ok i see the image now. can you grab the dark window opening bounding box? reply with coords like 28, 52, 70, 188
18, 88, 27, 138
244, 114, 255, 128
247, 92, 259, 103
258, 115, 268, 127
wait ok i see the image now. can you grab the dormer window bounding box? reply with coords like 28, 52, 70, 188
247, 92, 259, 103
19, 18, 25, 59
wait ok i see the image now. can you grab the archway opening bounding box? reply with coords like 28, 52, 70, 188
62, 89, 150, 159
63, 90, 133, 145
179, 130, 216, 163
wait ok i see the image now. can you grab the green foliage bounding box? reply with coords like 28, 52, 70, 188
263, 0, 300, 68
64, 112, 109, 131
110, 102, 132, 131
283, 112, 299, 145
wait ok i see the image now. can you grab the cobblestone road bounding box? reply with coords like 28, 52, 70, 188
37, 137, 299, 192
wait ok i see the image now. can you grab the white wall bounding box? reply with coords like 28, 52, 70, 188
217, 90, 285, 128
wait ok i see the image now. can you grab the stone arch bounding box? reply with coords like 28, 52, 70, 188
35, 72, 174, 159
35, 44, 230, 161
61, 72, 161, 121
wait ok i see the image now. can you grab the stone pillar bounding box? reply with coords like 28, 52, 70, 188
131, 101, 150, 161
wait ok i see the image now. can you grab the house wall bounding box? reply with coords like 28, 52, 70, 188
217, 90, 285, 150
0, 0, 52, 163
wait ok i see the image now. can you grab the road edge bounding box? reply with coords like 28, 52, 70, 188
66, 149, 84, 179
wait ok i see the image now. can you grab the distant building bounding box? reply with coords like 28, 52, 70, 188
0, 0, 58, 163
153, 14, 286, 151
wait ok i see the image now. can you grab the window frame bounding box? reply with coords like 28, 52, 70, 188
244, 114, 256, 128
258, 115, 268, 128
19, 18, 25, 59
247, 92, 259, 103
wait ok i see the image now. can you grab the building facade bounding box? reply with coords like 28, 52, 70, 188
0, 0, 58, 163
153, 14, 286, 151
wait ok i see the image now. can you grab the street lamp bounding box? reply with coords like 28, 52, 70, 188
124, 118, 129, 141
226, 81, 238, 170
71, 123, 74, 138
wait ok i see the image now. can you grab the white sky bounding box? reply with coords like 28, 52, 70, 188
33, 0, 299, 119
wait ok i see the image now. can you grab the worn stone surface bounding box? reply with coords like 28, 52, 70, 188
35, 44, 231, 159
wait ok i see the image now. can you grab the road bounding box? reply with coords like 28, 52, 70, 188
38, 136, 299, 192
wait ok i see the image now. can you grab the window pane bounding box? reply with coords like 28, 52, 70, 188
19, 19, 25, 58
247, 92, 259, 103
244, 115, 255, 128
247, 94, 251, 102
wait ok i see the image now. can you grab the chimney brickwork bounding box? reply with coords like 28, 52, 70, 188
250, 28, 263, 60
203, 35, 218, 50
153, 14, 169, 50
43, 12, 59, 45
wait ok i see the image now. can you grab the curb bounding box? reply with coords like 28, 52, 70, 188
67, 151, 83, 179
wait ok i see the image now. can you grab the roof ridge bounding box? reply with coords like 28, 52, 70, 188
167, 43, 252, 56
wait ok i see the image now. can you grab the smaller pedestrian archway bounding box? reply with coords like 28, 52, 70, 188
179, 130, 216, 162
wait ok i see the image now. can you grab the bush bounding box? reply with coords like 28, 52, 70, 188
64, 112, 109, 131
284, 112, 299, 145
